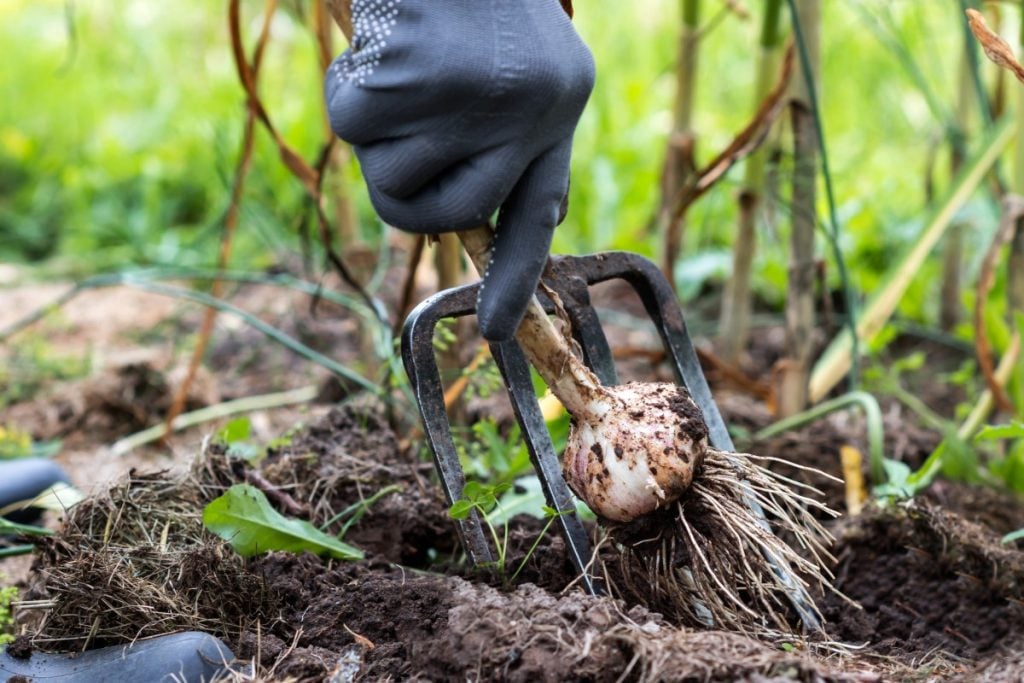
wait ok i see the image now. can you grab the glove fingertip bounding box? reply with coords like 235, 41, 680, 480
476, 285, 527, 343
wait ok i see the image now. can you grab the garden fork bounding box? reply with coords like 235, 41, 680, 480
401, 251, 821, 630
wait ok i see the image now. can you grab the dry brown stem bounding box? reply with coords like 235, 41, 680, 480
974, 196, 1024, 414
661, 42, 795, 286
967, 8, 1024, 84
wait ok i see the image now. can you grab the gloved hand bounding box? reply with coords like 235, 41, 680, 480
325, 0, 594, 341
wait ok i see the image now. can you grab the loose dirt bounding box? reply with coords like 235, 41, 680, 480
4, 403, 1020, 680
3, 277, 1024, 680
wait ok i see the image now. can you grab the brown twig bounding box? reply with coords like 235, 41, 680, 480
662, 43, 795, 280
242, 469, 308, 517
974, 196, 1024, 414
393, 234, 427, 340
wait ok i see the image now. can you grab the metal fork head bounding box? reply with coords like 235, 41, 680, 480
400, 251, 819, 629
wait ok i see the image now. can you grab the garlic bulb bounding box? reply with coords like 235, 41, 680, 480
456, 228, 709, 523
562, 382, 708, 522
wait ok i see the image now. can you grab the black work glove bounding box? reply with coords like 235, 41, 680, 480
325, 0, 595, 341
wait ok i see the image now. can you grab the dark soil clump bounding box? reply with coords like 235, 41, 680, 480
257, 404, 457, 565
5, 635, 32, 660
822, 499, 1024, 662
242, 554, 861, 682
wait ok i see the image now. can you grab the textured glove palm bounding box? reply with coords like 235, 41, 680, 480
325, 0, 594, 341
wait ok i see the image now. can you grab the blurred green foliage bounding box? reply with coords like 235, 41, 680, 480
0, 332, 90, 408
1, 0, 1007, 319
3, 1, 1023, 484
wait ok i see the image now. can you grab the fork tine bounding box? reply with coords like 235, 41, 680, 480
402, 288, 494, 565
490, 340, 603, 595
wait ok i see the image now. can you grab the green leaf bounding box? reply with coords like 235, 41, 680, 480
448, 499, 474, 520
487, 476, 594, 526
874, 459, 913, 499
216, 418, 252, 445
976, 422, 1024, 442
203, 484, 363, 560
461, 481, 485, 502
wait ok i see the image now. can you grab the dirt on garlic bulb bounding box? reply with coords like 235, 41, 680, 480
562, 382, 710, 522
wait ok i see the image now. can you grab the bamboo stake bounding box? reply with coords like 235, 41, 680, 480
778, 0, 820, 417
719, 0, 785, 363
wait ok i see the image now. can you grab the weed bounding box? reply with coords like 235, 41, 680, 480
0, 581, 17, 645
448, 481, 567, 585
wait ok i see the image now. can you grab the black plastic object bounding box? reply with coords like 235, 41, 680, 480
0, 458, 71, 524
401, 250, 822, 630
0, 631, 239, 682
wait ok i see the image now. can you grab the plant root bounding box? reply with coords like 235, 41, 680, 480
602, 448, 843, 636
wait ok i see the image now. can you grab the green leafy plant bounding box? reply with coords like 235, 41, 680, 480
0, 582, 17, 645
214, 417, 262, 462
449, 481, 567, 584
203, 484, 363, 561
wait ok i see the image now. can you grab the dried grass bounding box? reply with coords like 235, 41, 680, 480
24, 457, 278, 652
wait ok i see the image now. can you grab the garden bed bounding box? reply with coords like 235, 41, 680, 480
10, 399, 1024, 681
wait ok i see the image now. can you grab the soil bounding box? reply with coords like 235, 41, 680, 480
2, 273, 1024, 681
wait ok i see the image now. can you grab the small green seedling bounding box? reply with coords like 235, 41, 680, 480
0, 582, 17, 645
449, 481, 568, 584
214, 417, 262, 462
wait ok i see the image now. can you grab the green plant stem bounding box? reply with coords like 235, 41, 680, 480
786, 0, 861, 398
779, 0, 820, 415
660, 0, 703, 277
941, 47, 973, 331
508, 514, 557, 585
1012, 0, 1024, 314
0, 517, 54, 537
885, 383, 949, 434
958, 332, 1022, 440
320, 484, 403, 535
753, 390, 886, 485
0, 545, 34, 558
678, 0, 701, 136
110, 385, 320, 457
810, 117, 1015, 401
719, 0, 785, 362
